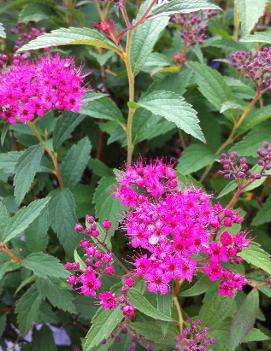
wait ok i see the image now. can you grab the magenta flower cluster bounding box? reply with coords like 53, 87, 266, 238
66, 217, 136, 318
219, 142, 271, 182
115, 161, 250, 298
231, 47, 271, 91
175, 320, 215, 351
171, 10, 216, 48
0, 54, 86, 124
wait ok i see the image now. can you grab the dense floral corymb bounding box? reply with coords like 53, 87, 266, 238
0, 54, 86, 124
115, 161, 250, 297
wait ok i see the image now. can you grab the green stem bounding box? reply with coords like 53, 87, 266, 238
124, 30, 136, 164
28, 122, 64, 190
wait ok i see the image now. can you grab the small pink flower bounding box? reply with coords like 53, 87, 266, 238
98, 292, 118, 310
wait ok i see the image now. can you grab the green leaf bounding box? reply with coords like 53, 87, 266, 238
83, 306, 123, 351
18, 27, 121, 54
188, 62, 233, 111
93, 176, 124, 234
176, 144, 216, 175
236, 0, 269, 36
88, 159, 113, 177
0, 22, 6, 38
244, 328, 270, 342
217, 181, 238, 199
0, 151, 24, 175
14, 145, 43, 205
49, 189, 78, 255
241, 30, 271, 43
16, 285, 42, 335
199, 290, 236, 330
36, 278, 76, 313
130, 318, 177, 346
81, 92, 125, 126
25, 207, 49, 252
228, 289, 259, 351
60, 137, 91, 188
220, 101, 243, 114
127, 289, 172, 322
19, 3, 50, 23
29, 325, 57, 351
3, 197, 50, 243
231, 123, 271, 157
252, 194, 271, 226
0, 202, 10, 241
238, 106, 271, 136
53, 112, 86, 148
22, 252, 68, 279
138, 90, 205, 142
180, 276, 213, 297
238, 243, 271, 275
149, 0, 220, 19
132, 109, 175, 145
130, 1, 168, 75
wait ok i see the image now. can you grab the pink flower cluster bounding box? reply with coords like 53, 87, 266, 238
171, 10, 216, 48
115, 161, 250, 297
0, 54, 86, 124
66, 217, 135, 318
231, 47, 271, 91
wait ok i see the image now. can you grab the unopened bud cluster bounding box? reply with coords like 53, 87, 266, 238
67, 215, 136, 318
171, 10, 216, 48
219, 142, 271, 182
11, 22, 46, 51
231, 47, 271, 91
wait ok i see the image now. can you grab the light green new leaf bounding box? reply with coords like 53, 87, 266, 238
83, 307, 123, 351
252, 194, 271, 226
149, 0, 220, 19
176, 144, 216, 175
128, 289, 172, 322
18, 27, 121, 54
188, 62, 233, 111
238, 243, 271, 275
49, 189, 78, 255
53, 112, 86, 148
81, 92, 125, 126
228, 289, 259, 351
36, 278, 76, 313
236, 0, 268, 36
14, 145, 44, 205
3, 197, 50, 243
60, 137, 91, 188
131, 1, 168, 75
16, 285, 42, 335
138, 90, 205, 142
0, 22, 6, 38
23, 252, 68, 279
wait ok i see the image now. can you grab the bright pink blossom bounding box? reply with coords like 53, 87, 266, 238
0, 54, 86, 124
98, 292, 118, 310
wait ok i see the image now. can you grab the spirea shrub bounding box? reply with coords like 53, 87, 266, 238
0, 1, 271, 351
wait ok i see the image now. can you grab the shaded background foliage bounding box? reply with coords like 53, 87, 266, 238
0, 0, 271, 350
